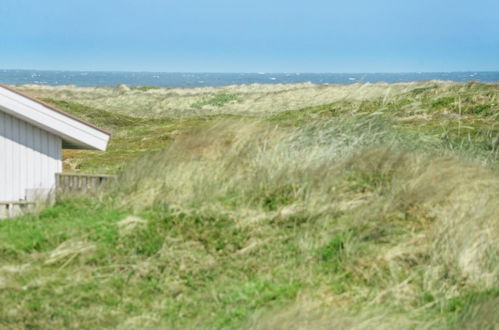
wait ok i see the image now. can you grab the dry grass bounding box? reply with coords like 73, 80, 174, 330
0, 82, 498, 329
16, 81, 438, 117
101, 116, 497, 328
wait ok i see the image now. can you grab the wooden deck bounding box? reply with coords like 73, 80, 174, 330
1, 173, 116, 219
0, 201, 36, 219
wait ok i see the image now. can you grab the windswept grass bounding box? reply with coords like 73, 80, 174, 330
0, 82, 498, 329
33, 81, 498, 173
15, 81, 437, 117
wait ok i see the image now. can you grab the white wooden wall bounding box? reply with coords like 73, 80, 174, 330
0, 110, 62, 201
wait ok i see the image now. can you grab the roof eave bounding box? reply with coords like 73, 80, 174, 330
0, 84, 110, 151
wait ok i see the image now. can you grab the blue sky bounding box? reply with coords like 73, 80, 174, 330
1, 0, 498, 72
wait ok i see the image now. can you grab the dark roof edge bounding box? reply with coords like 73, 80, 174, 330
0, 83, 111, 136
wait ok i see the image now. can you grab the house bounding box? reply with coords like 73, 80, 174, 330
0, 84, 110, 203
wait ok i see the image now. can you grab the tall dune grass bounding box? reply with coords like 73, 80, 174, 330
16, 81, 437, 117
16, 80, 499, 119
100, 117, 498, 328
1, 82, 497, 328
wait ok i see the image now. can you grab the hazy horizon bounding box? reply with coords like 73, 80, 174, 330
3, 70, 499, 88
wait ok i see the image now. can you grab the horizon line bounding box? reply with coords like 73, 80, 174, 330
2, 68, 499, 75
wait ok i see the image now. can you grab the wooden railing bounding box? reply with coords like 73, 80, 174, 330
0, 201, 36, 219
55, 173, 117, 194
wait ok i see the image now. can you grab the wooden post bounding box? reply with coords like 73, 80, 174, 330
64, 175, 70, 193
55, 174, 61, 192
81, 176, 87, 192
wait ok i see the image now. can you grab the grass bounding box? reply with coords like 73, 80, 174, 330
192, 93, 240, 109
36, 81, 498, 173
42, 98, 210, 173
0, 81, 498, 329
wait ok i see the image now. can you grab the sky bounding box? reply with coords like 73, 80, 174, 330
0, 0, 498, 73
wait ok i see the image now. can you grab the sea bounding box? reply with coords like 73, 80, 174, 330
1, 70, 498, 88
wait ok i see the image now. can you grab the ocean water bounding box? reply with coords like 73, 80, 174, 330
1, 70, 498, 87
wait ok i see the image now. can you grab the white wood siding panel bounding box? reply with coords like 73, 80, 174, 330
0, 111, 62, 201
0, 86, 109, 151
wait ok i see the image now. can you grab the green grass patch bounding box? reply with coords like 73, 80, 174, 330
192, 93, 240, 109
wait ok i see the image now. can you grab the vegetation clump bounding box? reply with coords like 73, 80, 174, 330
192, 93, 240, 109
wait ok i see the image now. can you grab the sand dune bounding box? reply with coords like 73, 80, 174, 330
16, 81, 447, 117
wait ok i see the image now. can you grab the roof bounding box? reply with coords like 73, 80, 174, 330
0, 84, 110, 151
